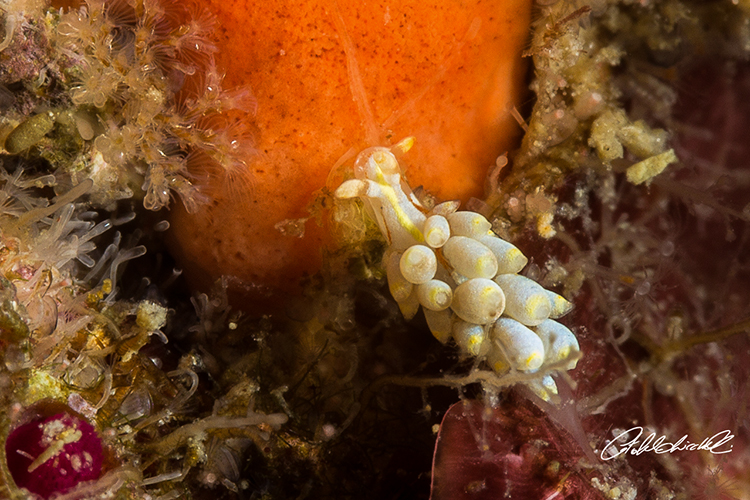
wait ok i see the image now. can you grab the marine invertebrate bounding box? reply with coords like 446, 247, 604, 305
5, 411, 104, 499
335, 139, 579, 400
167, 0, 532, 307
0, 165, 291, 497
50, 0, 254, 212
0, 0, 254, 214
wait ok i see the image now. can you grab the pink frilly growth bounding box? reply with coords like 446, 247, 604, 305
430, 397, 603, 500
5, 412, 104, 499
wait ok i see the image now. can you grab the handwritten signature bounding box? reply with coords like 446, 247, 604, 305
600, 426, 734, 461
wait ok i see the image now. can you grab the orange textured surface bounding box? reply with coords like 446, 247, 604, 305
168, 0, 532, 308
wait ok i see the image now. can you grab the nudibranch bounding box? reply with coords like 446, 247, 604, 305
335, 139, 580, 401
166, 0, 532, 308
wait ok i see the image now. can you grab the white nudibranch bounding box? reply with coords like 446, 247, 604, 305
334, 138, 581, 401
400, 245, 437, 284
452, 320, 489, 357
423, 308, 453, 344
417, 279, 453, 311
452, 278, 505, 325
447, 211, 492, 238
476, 235, 528, 274
546, 290, 574, 319
423, 215, 451, 248
533, 319, 580, 369
442, 236, 498, 279
491, 318, 545, 371
493, 274, 552, 326
384, 250, 413, 302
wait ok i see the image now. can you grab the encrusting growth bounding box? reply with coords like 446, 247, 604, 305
335, 139, 580, 401
0, 0, 254, 213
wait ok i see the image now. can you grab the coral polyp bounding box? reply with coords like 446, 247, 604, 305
1, 0, 254, 213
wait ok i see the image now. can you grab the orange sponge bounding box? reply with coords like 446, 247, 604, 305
167, 0, 531, 308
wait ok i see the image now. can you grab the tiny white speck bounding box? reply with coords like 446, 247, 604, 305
321, 424, 336, 440
70, 453, 83, 472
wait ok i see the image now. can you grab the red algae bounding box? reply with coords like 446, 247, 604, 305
430, 397, 602, 500
167, 0, 532, 308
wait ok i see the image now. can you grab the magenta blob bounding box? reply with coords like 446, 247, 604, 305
5, 412, 104, 499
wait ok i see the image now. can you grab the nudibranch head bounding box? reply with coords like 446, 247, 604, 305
354, 148, 400, 181
335, 139, 580, 401
335, 138, 427, 250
